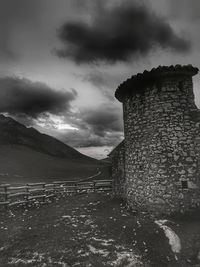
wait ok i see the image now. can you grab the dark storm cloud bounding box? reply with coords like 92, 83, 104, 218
56, 2, 190, 64
82, 105, 123, 136
49, 103, 124, 148
0, 76, 77, 117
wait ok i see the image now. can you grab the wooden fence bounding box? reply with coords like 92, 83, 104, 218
0, 179, 113, 209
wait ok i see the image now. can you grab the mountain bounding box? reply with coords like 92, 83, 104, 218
0, 114, 103, 184
0, 114, 93, 160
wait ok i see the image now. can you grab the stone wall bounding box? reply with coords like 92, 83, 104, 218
114, 65, 200, 214
109, 141, 125, 199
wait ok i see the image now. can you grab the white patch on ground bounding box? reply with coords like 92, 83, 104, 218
111, 251, 145, 267
84, 219, 95, 226
155, 220, 181, 253
9, 252, 45, 265
91, 237, 115, 246
9, 254, 69, 266
62, 215, 72, 219
87, 244, 109, 257
53, 260, 68, 266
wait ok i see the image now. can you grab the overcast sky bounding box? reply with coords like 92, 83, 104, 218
0, 0, 200, 159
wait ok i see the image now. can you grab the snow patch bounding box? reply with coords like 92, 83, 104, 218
112, 251, 144, 267
91, 237, 115, 246
87, 245, 109, 257
62, 215, 72, 219
9, 252, 45, 265
155, 220, 181, 253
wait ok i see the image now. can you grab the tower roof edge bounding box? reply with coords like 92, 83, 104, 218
115, 64, 199, 102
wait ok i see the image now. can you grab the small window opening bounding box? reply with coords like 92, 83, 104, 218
156, 81, 162, 92
181, 180, 188, 189
178, 81, 184, 91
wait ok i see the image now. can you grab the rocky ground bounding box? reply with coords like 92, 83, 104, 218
0, 193, 200, 266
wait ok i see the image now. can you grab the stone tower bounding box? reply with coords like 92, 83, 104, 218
115, 65, 200, 214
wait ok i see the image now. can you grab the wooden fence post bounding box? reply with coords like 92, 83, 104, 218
4, 184, 10, 209
25, 184, 29, 206
4, 185, 8, 202
93, 181, 96, 193
42, 183, 46, 203
53, 183, 57, 196
75, 182, 78, 194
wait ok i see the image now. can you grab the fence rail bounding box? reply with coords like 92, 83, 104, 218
0, 179, 113, 209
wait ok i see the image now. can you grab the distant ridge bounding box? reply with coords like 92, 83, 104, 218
0, 114, 94, 161
0, 114, 102, 184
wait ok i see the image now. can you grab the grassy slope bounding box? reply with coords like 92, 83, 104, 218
0, 145, 109, 184
0, 114, 92, 161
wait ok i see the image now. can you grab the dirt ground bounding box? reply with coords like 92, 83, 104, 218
0, 193, 200, 267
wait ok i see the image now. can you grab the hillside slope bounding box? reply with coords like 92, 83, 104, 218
0, 115, 104, 184
0, 145, 100, 184
0, 114, 93, 160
